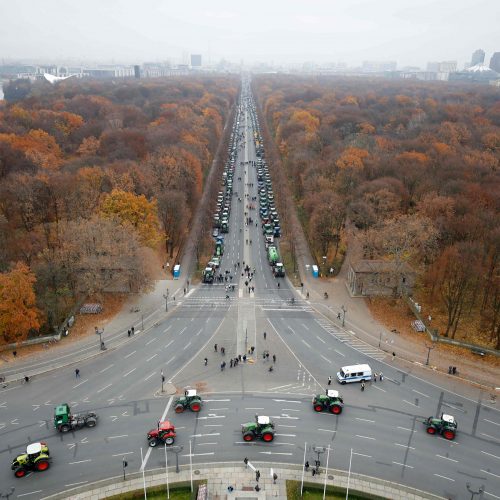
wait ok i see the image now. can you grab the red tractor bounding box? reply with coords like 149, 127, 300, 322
147, 420, 176, 447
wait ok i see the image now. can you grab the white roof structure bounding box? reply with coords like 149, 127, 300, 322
466, 64, 494, 73
442, 414, 456, 424
44, 73, 73, 84
27, 443, 42, 454
185, 389, 197, 397
327, 390, 339, 398
257, 416, 270, 425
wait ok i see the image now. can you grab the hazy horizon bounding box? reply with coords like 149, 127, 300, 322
1, 0, 499, 68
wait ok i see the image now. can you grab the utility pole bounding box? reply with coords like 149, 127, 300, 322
341, 305, 347, 327
163, 289, 169, 312
466, 482, 485, 499
161, 370, 165, 393
95, 326, 105, 350
425, 342, 436, 366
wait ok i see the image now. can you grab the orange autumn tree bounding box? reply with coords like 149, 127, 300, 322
0, 262, 41, 343
99, 189, 161, 248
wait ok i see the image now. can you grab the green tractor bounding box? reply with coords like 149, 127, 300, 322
312, 389, 344, 414
424, 413, 457, 440
174, 389, 203, 413
54, 403, 98, 433
273, 263, 285, 277
202, 267, 215, 284
241, 415, 275, 442
11, 442, 50, 478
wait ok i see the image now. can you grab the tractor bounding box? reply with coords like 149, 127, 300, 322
174, 389, 203, 413
312, 389, 344, 414
147, 420, 176, 447
273, 263, 285, 277
241, 415, 275, 442
54, 403, 98, 433
202, 267, 215, 284
424, 413, 457, 440
11, 442, 50, 478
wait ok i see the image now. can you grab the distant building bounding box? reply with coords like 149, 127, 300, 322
347, 260, 415, 298
449, 63, 499, 83
134, 65, 141, 78
490, 52, 500, 73
471, 49, 485, 66
362, 61, 397, 73
190, 54, 202, 67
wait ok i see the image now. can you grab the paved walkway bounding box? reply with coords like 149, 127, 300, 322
42, 462, 444, 500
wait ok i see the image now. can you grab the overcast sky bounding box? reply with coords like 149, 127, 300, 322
1, 0, 499, 68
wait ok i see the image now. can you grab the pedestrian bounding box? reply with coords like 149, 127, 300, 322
373, 372, 377, 383
263, 332, 267, 340
243, 354, 247, 362
227, 486, 234, 493
273, 473, 278, 484
221, 362, 224, 371
305, 461, 310, 471
183, 287, 186, 295
221, 347, 225, 355
131, 326, 135, 335
204, 357, 208, 366
128, 329, 131, 337
379, 372, 383, 381
337, 312, 341, 320
273, 354, 276, 363
75, 368, 80, 378
13, 350, 17, 357
361, 380, 365, 391
251, 346, 255, 353
392, 352, 396, 361
24, 376, 30, 383
328, 376, 332, 386
214, 344, 218, 352
230, 359, 233, 368
238, 354, 242, 361
306, 291, 309, 299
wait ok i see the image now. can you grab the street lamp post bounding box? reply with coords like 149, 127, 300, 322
163, 289, 169, 312
161, 370, 165, 393
341, 305, 347, 327
425, 342, 436, 366
95, 326, 105, 350
466, 482, 485, 500
168, 445, 183, 473
323, 445, 331, 500
164, 443, 170, 499
378, 332, 383, 348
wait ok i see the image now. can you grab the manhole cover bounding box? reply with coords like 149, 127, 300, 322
194, 470, 200, 475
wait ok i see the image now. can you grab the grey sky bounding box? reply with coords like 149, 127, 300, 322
1, 0, 499, 68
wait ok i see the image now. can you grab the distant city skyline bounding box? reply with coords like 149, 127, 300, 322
1, 0, 499, 69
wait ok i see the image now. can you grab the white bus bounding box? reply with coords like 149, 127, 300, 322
337, 364, 372, 384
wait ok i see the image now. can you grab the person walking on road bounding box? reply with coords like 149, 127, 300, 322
328, 376, 332, 386
131, 326, 135, 335
230, 359, 233, 368
263, 331, 267, 340
379, 372, 384, 381
75, 369, 80, 378
204, 357, 208, 366
272, 354, 276, 363
214, 344, 218, 352
127, 329, 131, 337
361, 380, 365, 391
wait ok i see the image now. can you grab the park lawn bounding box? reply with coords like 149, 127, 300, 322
107, 481, 203, 500
286, 480, 387, 500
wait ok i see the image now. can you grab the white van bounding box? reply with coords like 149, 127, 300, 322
337, 364, 372, 384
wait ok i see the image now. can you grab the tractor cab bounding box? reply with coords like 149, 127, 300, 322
257, 415, 270, 426
441, 414, 457, 428
327, 389, 340, 398
54, 403, 71, 428
174, 388, 203, 413
26, 442, 44, 460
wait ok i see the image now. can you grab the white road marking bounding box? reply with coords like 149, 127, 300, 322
355, 418, 375, 423
484, 491, 500, 499
436, 454, 458, 462
123, 368, 136, 377
182, 452, 214, 457
196, 329, 203, 336
108, 435, 128, 439
146, 338, 158, 345
355, 435, 375, 440
352, 452, 372, 458
166, 356, 175, 365
334, 349, 345, 357
259, 451, 293, 456
282, 408, 301, 412
69, 459, 92, 464
245, 407, 265, 410
179, 327, 187, 334
17, 491, 43, 497
183, 341, 192, 350
190, 433, 221, 438
163, 326, 172, 333
164, 340, 174, 349
197, 415, 226, 420
301, 323, 310, 330
316, 335, 326, 344
412, 389, 430, 398
65, 481, 88, 487
275, 433, 296, 437
112, 452, 134, 457
403, 400, 418, 407
481, 433, 500, 442
481, 450, 500, 460
372, 385, 386, 392
288, 326, 295, 334
124, 351, 136, 359
434, 473, 454, 482
318, 429, 336, 433
207, 408, 228, 411
97, 383, 112, 393
484, 418, 500, 426
320, 355, 331, 364
395, 443, 415, 450
481, 469, 500, 479
279, 424, 297, 428
302, 339, 311, 349
397, 426, 416, 433
100, 364, 114, 373
204, 424, 223, 427
144, 372, 156, 381
442, 402, 465, 413
44, 400, 51, 405
73, 379, 88, 389
196, 442, 218, 446
393, 462, 414, 468
146, 354, 158, 362
205, 399, 231, 402
32, 405, 40, 411
273, 399, 301, 404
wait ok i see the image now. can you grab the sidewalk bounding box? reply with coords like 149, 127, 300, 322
0, 279, 185, 384
41, 462, 444, 500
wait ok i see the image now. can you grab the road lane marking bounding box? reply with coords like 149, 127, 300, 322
123, 368, 136, 377
316, 335, 326, 344
282, 408, 301, 412
412, 389, 430, 398
179, 327, 187, 334
144, 372, 156, 381
65, 481, 88, 487
259, 451, 292, 456
436, 454, 458, 462
318, 429, 336, 433
484, 491, 500, 499
302, 339, 311, 349
146, 338, 158, 345
275, 433, 296, 437
69, 459, 92, 464
97, 383, 112, 393
273, 399, 301, 404
481, 433, 500, 442
146, 354, 158, 362
204, 424, 223, 427
208, 408, 228, 411
190, 433, 221, 438
484, 418, 500, 426
72, 379, 89, 389
196, 442, 218, 446
245, 407, 265, 410
196, 329, 203, 336
279, 424, 297, 428
164, 340, 174, 349
182, 452, 214, 457
355, 435, 375, 440
481, 469, 500, 479
355, 418, 375, 423
372, 385, 386, 392
393, 462, 414, 468
183, 341, 192, 350
394, 443, 415, 450
17, 491, 43, 497
320, 355, 331, 364
481, 450, 500, 460
124, 351, 136, 359
166, 356, 175, 364
397, 426, 416, 432
163, 326, 172, 333
434, 474, 454, 481
442, 402, 465, 413
112, 452, 134, 457
197, 415, 226, 420
403, 400, 418, 407
334, 349, 345, 357
205, 399, 231, 402
352, 452, 372, 458
108, 435, 128, 439
100, 364, 114, 373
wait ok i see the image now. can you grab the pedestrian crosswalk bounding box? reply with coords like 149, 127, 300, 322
314, 318, 387, 361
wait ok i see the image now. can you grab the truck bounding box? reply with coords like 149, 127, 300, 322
268, 246, 279, 265
54, 403, 98, 433
203, 267, 215, 284
273, 263, 285, 277
215, 238, 224, 256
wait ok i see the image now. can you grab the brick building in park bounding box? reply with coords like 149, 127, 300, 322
347, 260, 415, 297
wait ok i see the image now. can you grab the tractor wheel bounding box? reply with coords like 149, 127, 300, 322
59, 424, 71, 433
175, 404, 185, 413
262, 432, 274, 442
164, 436, 175, 445
443, 430, 455, 440
314, 404, 323, 412
148, 438, 159, 448
35, 460, 50, 472
330, 404, 342, 415
243, 432, 254, 442
426, 426, 436, 435
14, 467, 27, 478
190, 401, 202, 412
86, 418, 97, 428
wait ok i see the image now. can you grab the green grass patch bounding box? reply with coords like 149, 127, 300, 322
286, 480, 387, 500
107, 481, 204, 500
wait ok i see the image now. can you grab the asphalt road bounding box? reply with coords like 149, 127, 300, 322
0, 84, 499, 500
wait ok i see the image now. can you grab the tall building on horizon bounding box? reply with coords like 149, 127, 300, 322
471, 49, 485, 66
190, 54, 202, 67
490, 52, 500, 73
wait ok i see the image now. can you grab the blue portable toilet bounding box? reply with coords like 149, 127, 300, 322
173, 264, 181, 279
312, 265, 319, 278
